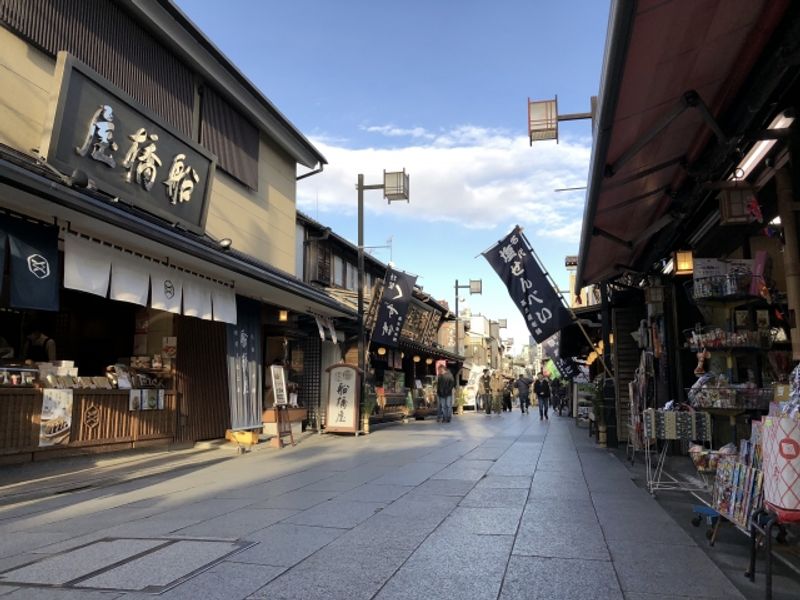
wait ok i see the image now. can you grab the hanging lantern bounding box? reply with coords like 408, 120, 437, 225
425, 358, 433, 365
377, 347, 386, 356
673, 250, 694, 276
412, 355, 421, 363
719, 187, 756, 225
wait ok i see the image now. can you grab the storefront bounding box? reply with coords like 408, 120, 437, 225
0, 9, 351, 461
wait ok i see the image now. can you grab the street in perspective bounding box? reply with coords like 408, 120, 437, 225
0, 412, 790, 600
2, 0, 800, 599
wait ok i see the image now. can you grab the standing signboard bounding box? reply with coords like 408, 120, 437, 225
270, 365, 288, 407
324, 363, 360, 434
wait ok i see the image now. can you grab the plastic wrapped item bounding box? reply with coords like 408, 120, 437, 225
689, 444, 719, 473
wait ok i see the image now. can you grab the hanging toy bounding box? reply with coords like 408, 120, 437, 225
694, 347, 710, 376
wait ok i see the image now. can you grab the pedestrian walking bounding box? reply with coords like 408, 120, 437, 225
479, 368, 492, 414
515, 373, 533, 414
490, 370, 503, 414
436, 364, 455, 423
502, 378, 513, 412
534, 372, 551, 420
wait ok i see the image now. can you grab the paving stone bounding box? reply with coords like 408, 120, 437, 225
248, 542, 410, 600
0, 588, 120, 599
338, 512, 442, 550
283, 499, 384, 529
440, 506, 523, 535
0, 585, 17, 597
514, 513, 609, 561
609, 541, 745, 599
0, 538, 165, 585
459, 486, 528, 508
373, 530, 513, 600
0, 532, 76, 559
500, 556, 622, 600
414, 478, 475, 496
231, 523, 344, 567
249, 489, 337, 510
371, 462, 444, 486
77, 540, 241, 591
335, 484, 414, 503
155, 560, 284, 599
474, 476, 532, 489
173, 508, 297, 538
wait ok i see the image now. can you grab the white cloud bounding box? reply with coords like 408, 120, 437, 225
298, 125, 591, 243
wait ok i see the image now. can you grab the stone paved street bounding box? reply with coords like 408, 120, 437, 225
0, 414, 761, 599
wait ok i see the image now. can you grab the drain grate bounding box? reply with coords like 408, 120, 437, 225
0, 537, 254, 594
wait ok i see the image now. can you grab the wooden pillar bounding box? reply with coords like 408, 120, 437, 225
775, 166, 800, 360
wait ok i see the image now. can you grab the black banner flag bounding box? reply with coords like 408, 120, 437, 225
2, 216, 60, 311
483, 228, 571, 344
370, 268, 417, 347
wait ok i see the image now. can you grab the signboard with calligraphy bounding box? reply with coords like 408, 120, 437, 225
270, 365, 288, 407
420, 311, 442, 347
483, 228, 572, 344
324, 363, 360, 434
370, 268, 417, 347
400, 302, 426, 342
555, 356, 579, 380
42, 52, 216, 235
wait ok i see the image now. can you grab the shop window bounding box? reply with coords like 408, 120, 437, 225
346, 262, 358, 291
333, 255, 345, 288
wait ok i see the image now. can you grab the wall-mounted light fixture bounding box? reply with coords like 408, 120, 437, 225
377, 347, 386, 356
219, 238, 232, 250
425, 358, 433, 365
278, 309, 288, 322
674, 250, 694, 276
412, 355, 421, 363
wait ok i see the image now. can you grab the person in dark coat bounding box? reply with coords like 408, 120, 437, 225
479, 368, 492, 414
502, 378, 514, 412
436, 364, 455, 423
534, 372, 551, 420
515, 374, 533, 414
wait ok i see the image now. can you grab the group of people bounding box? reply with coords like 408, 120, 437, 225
435, 363, 557, 423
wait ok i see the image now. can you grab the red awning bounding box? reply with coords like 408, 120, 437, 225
577, 0, 789, 288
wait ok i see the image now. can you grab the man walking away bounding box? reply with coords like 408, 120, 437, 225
479, 368, 492, 415
436, 364, 455, 423
502, 378, 513, 412
515, 373, 532, 414
534, 372, 551, 420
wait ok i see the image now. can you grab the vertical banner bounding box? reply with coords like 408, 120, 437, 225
371, 268, 417, 347
226, 296, 262, 430
483, 228, 572, 344
3, 217, 60, 311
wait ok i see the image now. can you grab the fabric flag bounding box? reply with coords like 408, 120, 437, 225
483, 228, 572, 344
5, 217, 60, 311
150, 265, 183, 314
371, 268, 417, 347
110, 252, 150, 306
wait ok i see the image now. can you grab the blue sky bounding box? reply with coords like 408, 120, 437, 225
176, 0, 611, 352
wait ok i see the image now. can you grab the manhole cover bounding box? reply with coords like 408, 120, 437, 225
0, 537, 253, 594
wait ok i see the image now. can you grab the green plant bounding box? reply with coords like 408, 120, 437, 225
362, 393, 377, 419
455, 388, 466, 408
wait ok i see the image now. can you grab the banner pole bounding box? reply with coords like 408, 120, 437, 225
517, 228, 614, 380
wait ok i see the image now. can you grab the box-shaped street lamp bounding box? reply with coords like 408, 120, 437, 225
383, 169, 410, 202
528, 97, 559, 143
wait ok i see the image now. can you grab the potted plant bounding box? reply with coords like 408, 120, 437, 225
361, 392, 377, 434
455, 388, 466, 415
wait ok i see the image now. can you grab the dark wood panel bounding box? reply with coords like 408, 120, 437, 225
175, 317, 230, 442
0, 389, 40, 452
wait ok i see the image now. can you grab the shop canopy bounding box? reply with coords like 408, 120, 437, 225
0, 147, 354, 320
576, 0, 790, 289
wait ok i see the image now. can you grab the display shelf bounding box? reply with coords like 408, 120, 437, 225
685, 274, 767, 304
684, 327, 772, 352
686, 387, 772, 410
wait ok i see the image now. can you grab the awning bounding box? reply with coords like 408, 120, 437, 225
63, 232, 237, 323
0, 148, 354, 320
558, 306, 602, 359
577, 0, 789, 289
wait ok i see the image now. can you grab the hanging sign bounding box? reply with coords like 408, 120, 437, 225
555, 356, 579, 380
271, 365, 288, 407
43, 52, 215, 235
324, 363, 360, 434
483, 227, 572, 344
1, 216, 60, 311
371, 268, 417, 347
